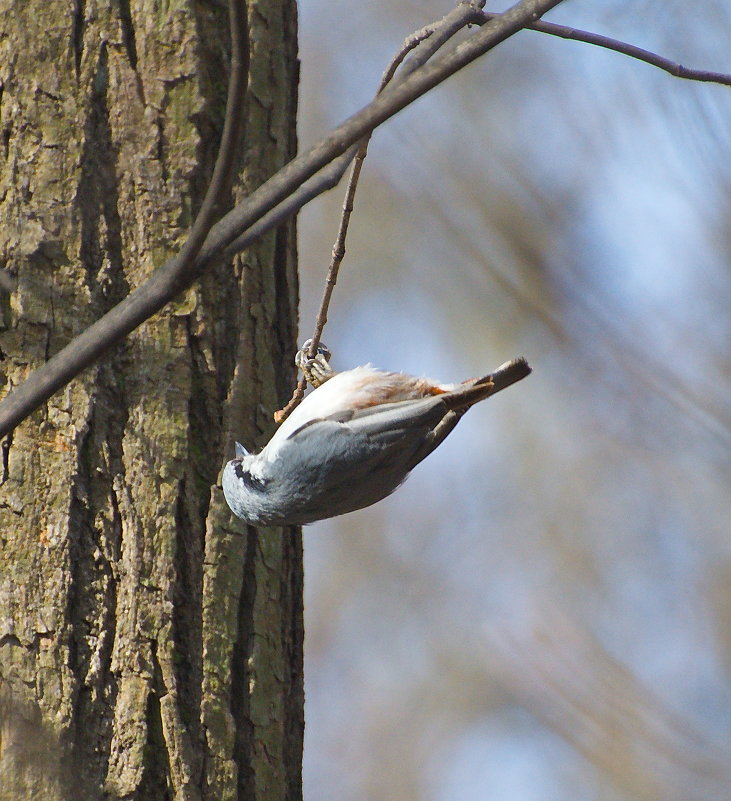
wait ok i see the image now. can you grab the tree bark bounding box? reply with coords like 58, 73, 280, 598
0, 2, 302, 800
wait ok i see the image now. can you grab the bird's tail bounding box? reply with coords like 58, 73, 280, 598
444, 357, 532, 412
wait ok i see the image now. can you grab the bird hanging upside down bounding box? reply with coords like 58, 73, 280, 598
222, 341, 531, 526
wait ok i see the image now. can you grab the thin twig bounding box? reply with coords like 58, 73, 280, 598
232, 145, 360, 425
223, 146, 360, 259
272, 140, 376, 424
391, 2, 486, 80
477, 11, 731, 87
272, 140, 378, 424
273, 2, 486, 423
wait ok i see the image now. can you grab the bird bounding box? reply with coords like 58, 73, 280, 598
222, 342, 531, 526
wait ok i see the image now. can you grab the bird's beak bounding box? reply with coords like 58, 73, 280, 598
235, 441, 249, 458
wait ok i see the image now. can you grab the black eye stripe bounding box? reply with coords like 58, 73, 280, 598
234, 462, 267, 490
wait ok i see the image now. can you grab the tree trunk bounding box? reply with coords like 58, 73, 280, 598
0, 2, 302, 800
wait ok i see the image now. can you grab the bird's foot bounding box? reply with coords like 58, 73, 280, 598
295, 339, 335, 387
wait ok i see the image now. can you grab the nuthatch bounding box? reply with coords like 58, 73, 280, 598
222, 342, 531, 526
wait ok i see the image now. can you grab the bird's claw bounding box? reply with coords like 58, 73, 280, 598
295, 339, 335, 387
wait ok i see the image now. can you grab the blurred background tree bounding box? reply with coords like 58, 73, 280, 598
296, 3, 731, 800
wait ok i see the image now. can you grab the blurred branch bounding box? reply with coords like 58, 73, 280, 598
416, 177, 731, 449
478, 11, 731, 87
482, 607, 731, 801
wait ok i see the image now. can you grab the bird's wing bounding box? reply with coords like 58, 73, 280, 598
282, 394, 460, 477
254, 395, 466, 523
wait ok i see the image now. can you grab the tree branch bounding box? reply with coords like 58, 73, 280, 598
2, 0, 729, 439
179, 0, 249, 265
477, 11, 731, 87
222, 147, 360, 260
0, 0, 565, 437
